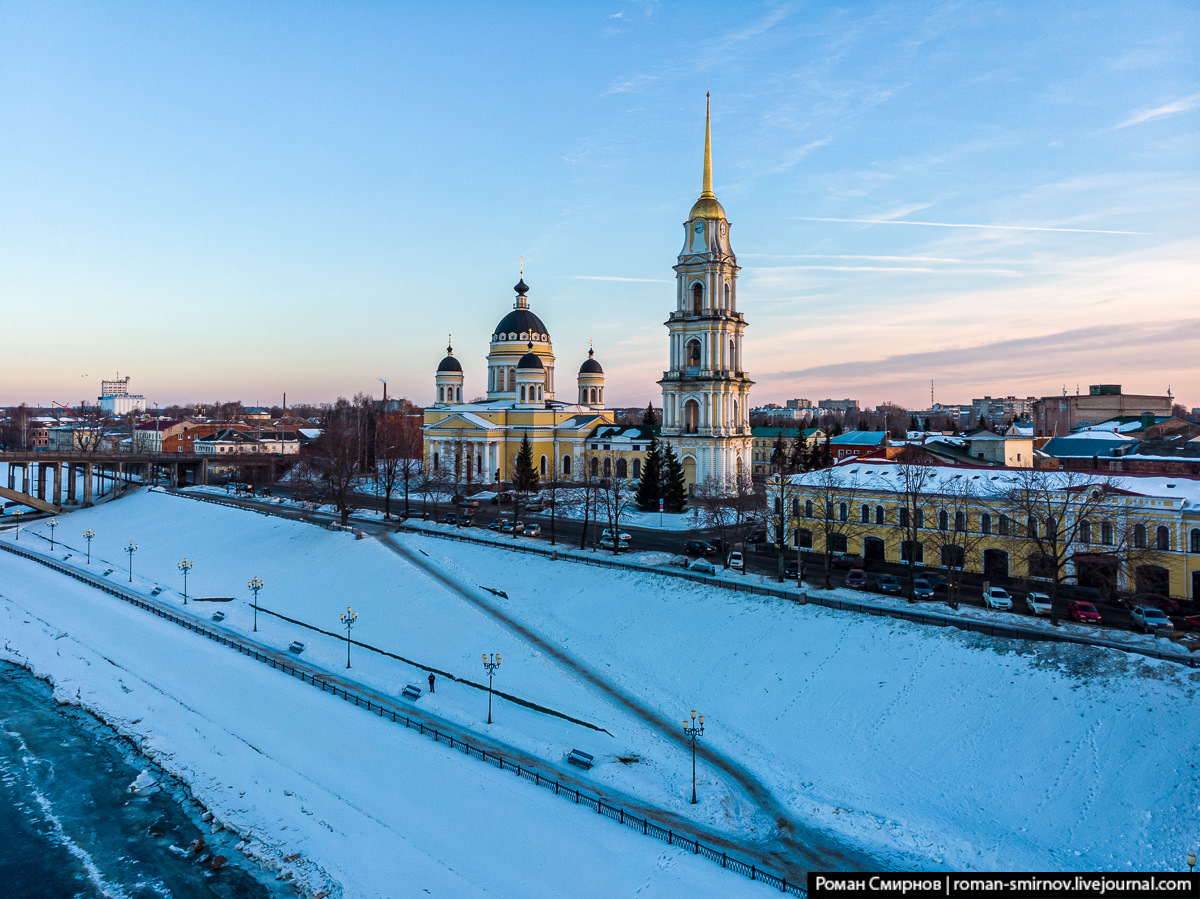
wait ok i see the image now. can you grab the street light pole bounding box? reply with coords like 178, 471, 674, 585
248, 577, 263, 631
124, 541, 138, 583
83, 529, 95, 564
682, 708, 705, 804
482, 652, 501, 723
48, 518, 58, 549
340, 606, 358, 668
178, 558, 193, 604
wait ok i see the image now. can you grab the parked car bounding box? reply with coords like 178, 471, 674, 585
746, 528, 767, 544
487, 519, 502, 530
401, 509, 428, 521
499, 520, 518, 533
1131, 606, 1173, 633
601, 528, 632, 543
726, 551, 744, 571
983, 586, 1013, 611
1068, 600, 1102, 624
440, 514, 458, 525
523, 523, 541, 537
784, 563, 800, 580
688, 558, 716, 574
599, 536, 629, 551
684, 540, 715, 557
1025, 592, 1053, 617
1124, 594, 1179, 614
876, 574, 902, 595
830, 552, 863, 570
912, 579, 934, 601
254, 487, 272, 497
1181, 614, 1200, 631
916, 570, 950, 592
845, 568, 868, 589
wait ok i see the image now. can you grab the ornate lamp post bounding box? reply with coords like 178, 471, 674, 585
83, 529, 95, 564
1187, 851, 1196, 873
178, 558, 193, 604
482, 652, 501, 723
248, 577, 263, 631
48, 518, 59, 549
682, 708, 705, 804
340, 606, 358, 668
124, 541, 138, 582
12, 509, 22, 540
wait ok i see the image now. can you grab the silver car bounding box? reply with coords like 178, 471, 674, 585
984, 587, 1013, 611
1131, 606, 1173, 633
1025, 592, 1052, 616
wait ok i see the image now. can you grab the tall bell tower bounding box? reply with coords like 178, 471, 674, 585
659, 94, 753, 492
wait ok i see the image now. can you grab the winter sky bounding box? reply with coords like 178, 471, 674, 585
2, 2, 1196, 410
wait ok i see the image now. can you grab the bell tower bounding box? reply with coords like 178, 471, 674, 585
659, 94, 753, 492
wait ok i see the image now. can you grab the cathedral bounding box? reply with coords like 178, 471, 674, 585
423, 95, 752, 492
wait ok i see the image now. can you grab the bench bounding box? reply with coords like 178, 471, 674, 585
567, 749, 594, 770
102, 568, 113, 577
149, 587, 162, 596
288, 641, 305, 654
401, 684, 422, 701
211, 611, 226, 622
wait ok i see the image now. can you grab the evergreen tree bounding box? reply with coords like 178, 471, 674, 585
909, 414, 920, 431
641, 403, 657, 426
769, 435, 788, 472
635, 435, 663, 511
662, 443, 687, 513
978, 414, 989, 432
513, 432, 539, 493
788, 434, 808, 473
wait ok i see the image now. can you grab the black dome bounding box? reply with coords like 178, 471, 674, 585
494, 308, 550, 341
579, 352, 603, 374
437, 355, 462, 373
517, 351, 544, 370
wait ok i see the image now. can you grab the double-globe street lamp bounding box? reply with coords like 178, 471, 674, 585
124, 541, 138, 583
683, 708, 705, 805
48, 518, 59, 549
83, 529, 95, 564
482, 652, 501, 724
248, 577, 264, 631
341, 606, 358, 668
178, 558, 193, 604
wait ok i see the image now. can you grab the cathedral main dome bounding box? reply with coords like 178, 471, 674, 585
492, 277, 551, 341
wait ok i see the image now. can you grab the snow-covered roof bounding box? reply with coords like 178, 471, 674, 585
829, 431, 887, 446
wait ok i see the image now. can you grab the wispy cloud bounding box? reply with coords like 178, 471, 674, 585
741, 253, 1020, 264
1115, 91, 1200, 129
750, 264, 1023, 275
795, 217, 1151, 236
572, 275, 670, 282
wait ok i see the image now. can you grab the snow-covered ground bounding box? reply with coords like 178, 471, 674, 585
3, 488, 1199, 892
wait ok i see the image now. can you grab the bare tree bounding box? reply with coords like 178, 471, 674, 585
893, 457, 939, 600
307, 399, 362, 526
766, 473, 808, 583
595, 451, 637, 555
541, 453, 571, 546
924, 472, 994, 608
689, 472, 760, 569
806, 466, 868, 589
394, 413, 424, 517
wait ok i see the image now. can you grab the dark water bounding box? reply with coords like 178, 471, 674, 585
0, 662, 294, 899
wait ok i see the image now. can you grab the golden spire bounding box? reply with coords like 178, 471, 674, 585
701, 91, 714, 199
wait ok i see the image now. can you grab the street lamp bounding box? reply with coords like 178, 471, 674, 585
124, 541, 138, 582
482, 652, 501, 723
48, 518, 59, 549
340, 606, 358, 668
12, 509, 22, 540
682, 708, 706, 804
83, 529, 95, 564
178, 558, 193, 604
1187, 851, 1196, 872
248, 577, 263, 631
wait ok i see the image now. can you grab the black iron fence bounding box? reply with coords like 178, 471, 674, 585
0, 538, 806, 895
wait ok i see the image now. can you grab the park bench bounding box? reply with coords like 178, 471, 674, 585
211, 611, 225, 622
401, 684, 423, 701
567, 749, 594, 770
288, 641, 305, 654
149, 587, 162, 596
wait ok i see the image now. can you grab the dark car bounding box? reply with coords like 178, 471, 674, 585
401, 509, 428, 520
684, 540, 714, 557
830, 552, 863, 570
487, 519, 502, 530
919, 571, 952, 592
876, 574, 902, 595
845, 568, 868, 589
1124, 594, 1179, 614
254, 487, 272, 497
746, 529, 768, 545
440, 514, 457, 525
912, 579, 934, 601
784, 563, 800, 580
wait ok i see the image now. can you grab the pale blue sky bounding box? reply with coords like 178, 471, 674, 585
2, 2, 1197, 410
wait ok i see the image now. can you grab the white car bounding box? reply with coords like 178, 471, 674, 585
1025, 592, 1052, 616
599, 536, 629, 551
726, 551, 744, 571
983, 587, 1012, 611
601, 528, 632, 543
1131, 606, 1173, 633
688, 558, 716, 574
523, 523, 542, 537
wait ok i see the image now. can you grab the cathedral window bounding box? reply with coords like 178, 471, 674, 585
562, 454, 572, 477
683, 400, 699, 434
616, 459, 627, 479
692, 282, 703, 313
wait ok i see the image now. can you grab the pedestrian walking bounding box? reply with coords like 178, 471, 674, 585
428, 672, 435, 693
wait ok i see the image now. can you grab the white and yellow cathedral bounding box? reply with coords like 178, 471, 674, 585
423, 95, 753, 492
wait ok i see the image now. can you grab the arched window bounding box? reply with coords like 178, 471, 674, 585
838, 503, 848, 522
616, 458, 628, 479
602, 457, 612, 478
1191, 528, 1200, 553
729, 338, 736, 371
732, 400, 739, 428
685, 339, 702, 372
1101, 521, 1114, 545
1133, 523, 1147, 548
981, 513, 992, 535
724, 282, 731, 306
875, 505, 885, 525
999, 515, 1011, 537
692, 282, 703, 313
860, 504, 870, 524
938, 510, 949, 531
477, 454, 482, 475
683, 399, 700, 434
1155, 525, 1170, 551
955, 511, 966, 533
899, 507, 910, 528
1078, 519, 1091, 544
825, 500, 834, 519
792, 497, 800, 516
589, 457, 598, 478
1045, 517, 1057, 540
562, 454, 572, 477
804, 499, 814, 518
915, 508, 925, 529
432, 452, 439, 471
1026, 516, 1038, 539
539, 455, 547, 477
632, 458, 641, 479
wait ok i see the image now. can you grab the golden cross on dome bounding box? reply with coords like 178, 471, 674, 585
519, 256, 524, 277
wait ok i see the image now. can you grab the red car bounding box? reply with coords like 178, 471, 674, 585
1068, 601, 1102, 624
1181, 614, 1200, 631
844, 568, 868, 589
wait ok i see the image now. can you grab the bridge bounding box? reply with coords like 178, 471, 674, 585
0, 451, 292, 512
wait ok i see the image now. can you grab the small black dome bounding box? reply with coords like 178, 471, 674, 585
437, 343, 462, 372
514, 277, 529, 296
579, 348, 603, 374
517, 342, 544, 370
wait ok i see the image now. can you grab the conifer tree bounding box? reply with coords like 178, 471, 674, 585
513, 433, 539, 494
788, 433, 808, 473
769, 435, 788, 472
641, 403, 657, 426
662, 443, 687, 513
635, 435, 662, 511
